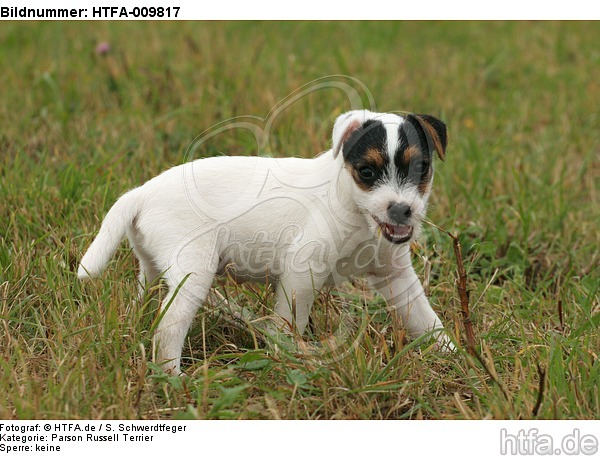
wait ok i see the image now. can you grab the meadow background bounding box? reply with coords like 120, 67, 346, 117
0, 21, 598, 419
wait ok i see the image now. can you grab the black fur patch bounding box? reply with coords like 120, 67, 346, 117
395, 115, 433, 190
342, 119, 389, 190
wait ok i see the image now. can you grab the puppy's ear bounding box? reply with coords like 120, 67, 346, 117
416, 114, 448, 161
332, 111, 364, 159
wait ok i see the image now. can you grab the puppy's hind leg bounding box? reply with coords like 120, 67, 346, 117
135, 253, 161, 303
154, 251, 218, 375
128, 223, 161, 302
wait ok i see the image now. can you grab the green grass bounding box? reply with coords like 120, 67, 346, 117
0, 21, 598, 419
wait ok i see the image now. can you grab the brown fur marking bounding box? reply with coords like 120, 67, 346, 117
418, 176, 432, 195
364, 147, 386, 167
403, 145, 420, 165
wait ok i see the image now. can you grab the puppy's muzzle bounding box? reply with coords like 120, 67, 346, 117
373, 202, 414, 244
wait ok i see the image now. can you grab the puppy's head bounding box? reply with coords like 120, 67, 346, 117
332, 110, 447, 244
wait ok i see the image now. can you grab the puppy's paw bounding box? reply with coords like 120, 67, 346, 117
157, 359, 182, 377
433, 333, 456, 353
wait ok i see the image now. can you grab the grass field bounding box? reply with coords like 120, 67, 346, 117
0, 21, 598, 419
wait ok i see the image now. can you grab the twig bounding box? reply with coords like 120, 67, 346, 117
558, 298, 564, 331
424, 220, 477, 356
425, 221, 515, 405
532, 364, 546, 417
556, 274, 564, 333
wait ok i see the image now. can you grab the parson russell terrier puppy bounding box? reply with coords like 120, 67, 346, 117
78, 110, 455, 375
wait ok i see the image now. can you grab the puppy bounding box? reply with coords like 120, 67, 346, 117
78, 110, 454, 375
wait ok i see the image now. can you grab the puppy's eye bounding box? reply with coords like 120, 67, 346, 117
358, 166, 376, 180
413, 160, 430, 176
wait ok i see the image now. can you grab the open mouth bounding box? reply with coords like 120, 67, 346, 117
373, 216, 413, 244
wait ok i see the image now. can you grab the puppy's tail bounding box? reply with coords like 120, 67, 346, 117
77, 189, 141, 280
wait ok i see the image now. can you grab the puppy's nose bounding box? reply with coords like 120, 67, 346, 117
387, 202, 412, 225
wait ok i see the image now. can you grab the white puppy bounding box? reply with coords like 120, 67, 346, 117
78, 110, 453, 375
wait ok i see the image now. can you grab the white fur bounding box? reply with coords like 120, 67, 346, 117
79, 110, 454, 375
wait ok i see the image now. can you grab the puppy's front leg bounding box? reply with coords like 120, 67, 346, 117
368, 269, 454, 351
